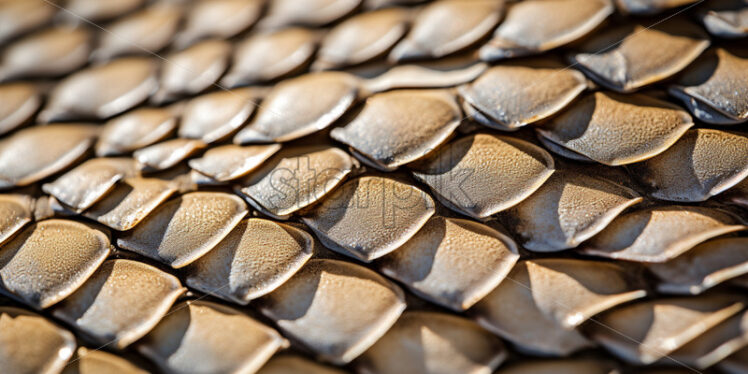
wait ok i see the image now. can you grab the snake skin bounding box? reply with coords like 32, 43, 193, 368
0, 0, 746, 373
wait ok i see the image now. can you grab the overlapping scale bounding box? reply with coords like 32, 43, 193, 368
0, 0, 746, 371
39, 57, 158, 122
0, 0, 56, 43
0, 83, 40, 135
83, 177, 176, 231
42, 158, 137, 212
480, 0, 614, 61
587, 294, 745, 364
525, 259, 647, 328
669, 48, 748, 125
178, 88, 260, 144
469, 260, 594, 356
189, 143, 281, 182
411, 133, 555, 219
96, 107, 178, 157
0, 307, 76, 374
580, 205, 746, 262
459, 59, 587, 130
234, 72, 359, 144
314, 8, 409, 70
94, 3, 181, 60
537, 92, 693, 166
698, 0, 748, 39
0, 194, 32, 246
472, 258, 646, 355
0, 219, 110, 309
134, 138, 207, 172
389, 0, 503, 61
377, 216, 519, 311
150, 164, 201, 194
52, 259, 184, 349
629, 129, 748, 202
648, 237, 748, 295
355, 311, 507, 374
183, 218, 313, 304
175, 0, 263, 48
363, 55, 488, 92
237, 145, 357, 219
257, 259, 406, 364
221, 28, 319, 87
500, 169, 642, 252
668, 309, 748, 369
722, 176, 748, 210
137, 300, 287, 374
0, 124, 98, 189
153, 39, 231, 103
302, 176, 435, 261
117, 192, 248, 268
571, 20, 710, 93
0, 26, 90, 81
332, 89, 461, 171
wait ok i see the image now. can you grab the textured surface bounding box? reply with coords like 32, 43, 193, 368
480, 0, 613, 60
184, 218, 313, 304
303, 176, 435, 261
258, 259, 406, 364
501, 169, 642, 251
238, 145, 357, 219
648, 237, 748, 295
0, 0, 746, 373
630, 129, 748, 202
0, 124, 98, 188
233, 72, 359, 143
137, 300, 286, 374
538, 92, 694, 166
51, 259, 184, 349
39, 57, 158, 122
587, 294, 745, 364
580, 206, 746, 262
178, 87, 259, 143
0, 307, 76, 374
670, 47, 748, 124
356, 311, 507, 374
96, 107, 177, 156
412, 133, 555, 218
459, 59, 587, 130
0, 194, 32, 246
331, 89, 460, 170
390, 0, 503, 61
0, 220, 110, 309
83, 177, 176, 231
42, 158, 137, 211
0, 83, 40, 135
470, 260, 594, 356
117, 192, 247, 268
189, 143, 280, 182
571, 20, 710, 92
378, 216, 519, 311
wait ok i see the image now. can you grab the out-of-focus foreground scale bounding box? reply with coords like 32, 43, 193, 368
0, 0, 746, 373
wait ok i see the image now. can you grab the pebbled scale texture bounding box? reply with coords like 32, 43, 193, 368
0, 0, 746, 373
